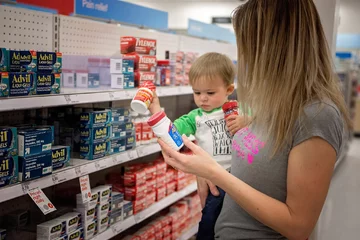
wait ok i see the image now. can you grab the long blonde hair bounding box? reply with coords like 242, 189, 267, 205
233, 0, 351, 155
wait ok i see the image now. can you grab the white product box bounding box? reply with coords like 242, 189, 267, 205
110, 58, 123, 74
62, 73, 75, 88
37, 218, 66, 240
75, 73, 89, 88
76, 206, 97, 224
97, 201, 111, 219
97, 216, 110, 234
84, 221, 97, 240
92, 185, 112, 203
67, 228, 84, 240
57, 212, 82, 234
111, 74, 124, 89
76, 190, 100, 209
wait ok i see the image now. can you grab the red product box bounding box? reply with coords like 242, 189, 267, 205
123, 53, 157, 71
145, 165, 157, 180
166, 170, 175, 183
125, 163, 144, 173
146, 191, 156, 208
159, 215, 172, 227
166, 181, 176, 196
171, 220, 182, 233
184, 52, 196, 63
171, 202, 189, 217
135, 121, 142, 144
134, 71, 157, 87
156, 175, 166, 188
106, 172, 122, 184
154, 231, 163, 240
112, 183, 124, 193
156, 186, 166, 201
155, 160, 167, 176
142, 225, 155, 237
163, 225, 171, 237
146, 178, 157, 193
167, 211, 180, 224
183, 74, 189, 86
175, 74, 184, 86
176, 177, 188, 191
174, 170, 186, 180
184, 64, 192, 75
121, 36, 157, 55
149, 219, 163, 232
171, 230, 181, 240
122, 236, 141, 240
125, 184, 147, 201
175, 62, 184, 74
124, 169, 146, 187
133, 197, 146, 214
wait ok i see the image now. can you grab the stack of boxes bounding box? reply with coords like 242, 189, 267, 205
120, 36, 157, 87
0, 48, 62, 97
110, 58, 135, 89
0, 127, 18, 188
37, 212, 84, 240
170, 51, 198, 86
80, 108, 136, 160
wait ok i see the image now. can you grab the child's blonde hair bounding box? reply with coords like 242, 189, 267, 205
189, 52, 235, 86
233, 0, 351, 155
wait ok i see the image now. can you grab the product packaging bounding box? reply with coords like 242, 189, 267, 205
84, 220, 97, 240
92, 185, 112, 203
0, 72, 36, 97
0, 48, 9, 72
18, 151, 52, 181
125, 184, 147, 201
0, 151, 18, 187
76, 190, 100, 209
80, 140, 110, 160
88, 73, 100, 88
18, 127, 52, 157
97, 216, 110, 233
110, 108, 131, 123
124, 169, 146, 187
51, 146, 71, 171
120, 37, 157, 56
75, 72, 89, 88
9, 50, 37, 72
67, 227, 84, 240
57, 212, 82, 234
37, 218, 66, 240
80, 125, 111, 143
222, 100, 239, 119
80, 110, 111, 128
110, 122, 133, 139
36, 73, 61, 95
131, 81, 156, 114
37, 52, 62, 73
122, 200, 133, 219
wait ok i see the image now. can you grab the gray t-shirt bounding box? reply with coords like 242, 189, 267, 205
215, 101, 347, 239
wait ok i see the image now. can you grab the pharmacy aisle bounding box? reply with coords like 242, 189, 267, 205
310, 139, 360, 240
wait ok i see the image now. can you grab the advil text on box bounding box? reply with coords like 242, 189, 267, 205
9, 50, 37, 72
57, 212, 82, 234
18, 127, 52, 157
51, 146, 71, 171
18, 151, 52, 182
80, 110, 111, 128
80, 125, 110, 143
0, 127, 17, 151
1, 72, 36, 97
36, 73, 61, 95
80, 140, 110, 160
37, 52, 62, 73
0, 150, 18, 187
121, 37, 157, 56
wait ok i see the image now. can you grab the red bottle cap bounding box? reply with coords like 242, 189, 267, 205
222, 101, 238, 112
157, 60, 170, 66
148, 111, 166, 127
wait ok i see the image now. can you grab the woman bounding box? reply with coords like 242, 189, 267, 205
158, 0, 350, 239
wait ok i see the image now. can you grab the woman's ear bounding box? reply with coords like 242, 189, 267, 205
227, 84, 235, 96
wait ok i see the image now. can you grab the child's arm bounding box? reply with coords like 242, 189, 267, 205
226, 115, 248, 135
148, 92, 162, 115
173, 109, 199, 136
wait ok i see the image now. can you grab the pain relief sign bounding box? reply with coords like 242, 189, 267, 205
79, 175, 92, 203
28, 187, 56, 215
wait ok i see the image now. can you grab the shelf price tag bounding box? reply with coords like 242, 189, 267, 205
127, 150, 138, 160
79, 175, 91, 203
109, 92, 114, 101
22, 182, 30, 194
28, 188, 56, 215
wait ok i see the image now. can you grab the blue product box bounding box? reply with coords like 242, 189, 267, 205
122, 201, 133, 219
122, 59, 134, 73
111, 192, 124, 211
52, 146, 71, 171
18, 151, 52, 182
123, 73, 134, 89
109, 138, 125, 154
126, 135, 136, 150
109, 209, 122, 225
80, 125, 110, 143
0, 229, 6, 240
110, 122, 133, 139
36, 73, 61, 95
37, 52, 62, 73
80, 110, 111, 128
0, 72, 36, 97
0, 48, 9, 72
37, 125, 55, 145
9, 50, 37, 72
80, 140, 110, 160
0, 127, 17, 152
88, 73, 100, 88
0, 150, 18, 188
110, 108, 130, 123
67, 228, 84, 240
18, 127, 52, 157
124, 79, 135, 89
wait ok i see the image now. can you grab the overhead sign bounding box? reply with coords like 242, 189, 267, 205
188, 19, 236, 44
74, 0, 168, 31
212, 17, 232, 24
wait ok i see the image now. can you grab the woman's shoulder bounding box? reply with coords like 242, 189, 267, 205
303, 100, 342, 120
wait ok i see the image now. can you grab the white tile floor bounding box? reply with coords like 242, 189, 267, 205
310, 138, 360, 240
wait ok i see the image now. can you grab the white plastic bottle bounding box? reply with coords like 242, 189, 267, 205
131, 81, 156, 114
147, 111, 184, 151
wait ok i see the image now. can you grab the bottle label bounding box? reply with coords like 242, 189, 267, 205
168, 123, 183, 147
133, 89, 153, 107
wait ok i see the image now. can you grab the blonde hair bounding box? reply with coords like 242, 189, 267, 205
233, 0, 351, 155
189, 52, 235, 86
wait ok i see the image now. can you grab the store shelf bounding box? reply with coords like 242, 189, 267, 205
0, 143, 161, 203
94, 182, 198, 239
0, 86, 193, 112
178, 224, 199, 240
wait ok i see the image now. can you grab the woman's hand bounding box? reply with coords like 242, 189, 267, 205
148, 92, 162, 115
197, 177, 219, 208
158, 135, 221, 179
226, 115, 247, 135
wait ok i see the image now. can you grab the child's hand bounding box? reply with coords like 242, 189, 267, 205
148, 92, 162, 115
226, 115, 247, 136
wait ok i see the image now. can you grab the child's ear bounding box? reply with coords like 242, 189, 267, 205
227, 84, 235, 96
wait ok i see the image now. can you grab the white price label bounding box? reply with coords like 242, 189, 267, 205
64, 95, 80, 105
22, 182, 30, 194
109, 92, 114, 101
80, 164, 91, 175
111, 225, 123, 235
79, 175, 91, 203
52, 173, 68, 184
64, 95, 72, 104
137, 147, 144, 157
124, 91, 131, 98
127, 150, 138, 160
28, 188, 56, 215
94, 162, 100, 170
75, 166, 81, 176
